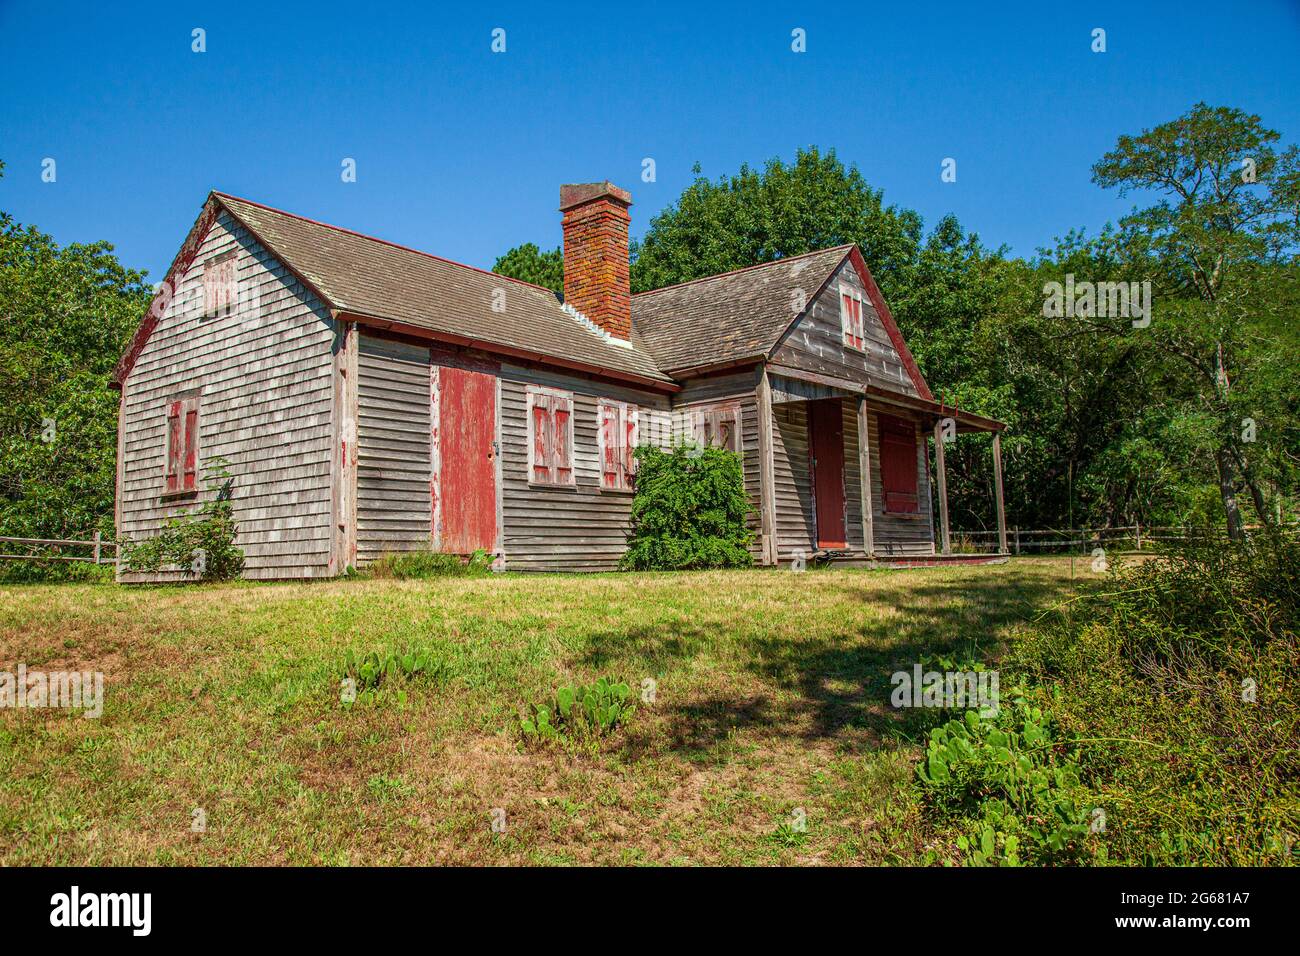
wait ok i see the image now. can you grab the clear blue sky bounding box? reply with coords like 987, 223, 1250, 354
2, 0, 1298, 281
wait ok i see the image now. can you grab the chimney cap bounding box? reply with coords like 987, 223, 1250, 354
559, 181, 632, 212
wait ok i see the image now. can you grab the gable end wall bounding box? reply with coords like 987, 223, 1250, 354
771, 259, 920, 396
117, 212, 338, 581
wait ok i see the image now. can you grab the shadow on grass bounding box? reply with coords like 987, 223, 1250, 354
588, 568, 1072, 753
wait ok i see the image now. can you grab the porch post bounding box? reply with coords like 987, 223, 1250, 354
756, 366, 778, 566
992, 430, 1007, 555
857, 397, 874, 557
933, 420, 951, 555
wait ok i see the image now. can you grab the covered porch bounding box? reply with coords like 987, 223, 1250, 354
754, 365, 1008, 567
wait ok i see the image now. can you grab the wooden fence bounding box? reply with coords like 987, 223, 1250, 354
0, 533, 118, 565
954, 523, 1295, 555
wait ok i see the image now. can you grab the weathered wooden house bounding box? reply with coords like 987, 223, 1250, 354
112, 181, 1007, 579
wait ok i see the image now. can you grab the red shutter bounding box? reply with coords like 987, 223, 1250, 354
623, 407, 637, 484
718, 407, 739, 453
531, 393, 552, 483
694, 405, 739, 454
165, 401, 182, 493
600, 402, 619, 489
182, 400, 199, 491
205, 256, 235, 317
879, 415, 919, 513
553, 395, 572, 485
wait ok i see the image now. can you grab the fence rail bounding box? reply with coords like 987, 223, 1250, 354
953, 522, 1296, 554
0, 533, 117, 564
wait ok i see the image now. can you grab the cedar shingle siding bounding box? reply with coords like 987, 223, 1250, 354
114, 188, 995, 577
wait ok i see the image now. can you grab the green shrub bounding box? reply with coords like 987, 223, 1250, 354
620, 444, 754, 570
1087, 530, 1299, 669
0, 558, 114, 585
918, 695, 1095, 866
982, 532, 1300, 866
520, 677, 635, 742
118, 458, 244, 581
366, 549, 492, 579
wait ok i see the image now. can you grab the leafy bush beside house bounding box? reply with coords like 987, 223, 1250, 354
620, 444, 754, 571
119, 459, 244, 581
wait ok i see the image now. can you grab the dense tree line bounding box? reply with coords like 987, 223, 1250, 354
0, 161, 152, 556
499, 105, 1300, 536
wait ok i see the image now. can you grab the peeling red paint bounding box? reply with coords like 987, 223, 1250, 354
434, 365, 497, 553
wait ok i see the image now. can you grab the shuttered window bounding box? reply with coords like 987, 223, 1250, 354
598, 400, 638, 491
878, 414, 919, 513
527, 387, 574, 486
840, 286, 865, 351
203, 253, 236, 318
164, 396, 201, 494
692, 403, 741, 455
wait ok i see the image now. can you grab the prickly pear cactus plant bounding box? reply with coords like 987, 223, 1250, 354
520, 677, 634, 743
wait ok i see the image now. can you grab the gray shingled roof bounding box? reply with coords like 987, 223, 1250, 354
631, 246, 853, 374
215, 193, 672, 384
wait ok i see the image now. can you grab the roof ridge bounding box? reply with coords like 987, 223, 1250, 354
632, 244, 854, 298
211, 191, 557, 296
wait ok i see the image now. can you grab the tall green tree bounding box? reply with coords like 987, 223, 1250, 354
629, 147, 922, 297
0, 161, 151, 554
492, 147, 925, 302
1092, 103, 1300, 537
492, 241, 563, 293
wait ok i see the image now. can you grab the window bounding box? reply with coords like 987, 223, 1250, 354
840, 286, 866, 351
526, 387, 574, 486
203, 253, 236, 318
164, 396, 201, 495
692, 403, 741, 454
878, 414, 919, 513
598, 400, 638, 491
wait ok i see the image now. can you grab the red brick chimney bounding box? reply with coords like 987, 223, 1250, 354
560, 182, 632, 341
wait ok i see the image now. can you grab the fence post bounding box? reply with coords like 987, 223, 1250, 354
1013, 526, 1020, 555
93, 531, 102, 564
1135, 523, 1141, 551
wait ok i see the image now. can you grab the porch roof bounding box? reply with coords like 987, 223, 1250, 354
766, 363, 1005, 432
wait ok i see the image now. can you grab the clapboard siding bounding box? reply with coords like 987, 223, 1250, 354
866, 408, 935, 556
499, 364, 671, 571
356, 335, 432, 563
672, 371, 763, 557
117, 211, 336, 581
842, 400, 866, 552
770, 259, 920, 396
772, 401, 815, 558
767, 396, 933, 559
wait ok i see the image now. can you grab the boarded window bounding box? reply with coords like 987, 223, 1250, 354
878, 414, 919, 513
164, 396, 201, 494
692, 403, 741, 455
527, 387, 574, 486
598, 399, 638, 491
203, 253, 236, 318
840, 287, 865, 351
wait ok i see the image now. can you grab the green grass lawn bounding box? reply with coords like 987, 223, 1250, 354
0, 559, 1092, 865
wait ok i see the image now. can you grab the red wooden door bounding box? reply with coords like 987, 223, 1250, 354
437, 366, 497, 553
808, 399, 847, 548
